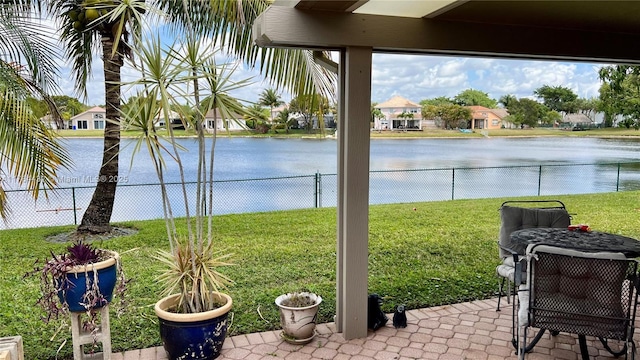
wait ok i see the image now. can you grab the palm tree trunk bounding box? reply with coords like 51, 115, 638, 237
78, 35, 122, 233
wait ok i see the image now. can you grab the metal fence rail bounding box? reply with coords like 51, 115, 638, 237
3, 162, 640, 229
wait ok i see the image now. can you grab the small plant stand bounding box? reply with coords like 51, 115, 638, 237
70, 305, 111, 360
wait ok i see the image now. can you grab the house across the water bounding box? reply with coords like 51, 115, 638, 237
70, 106, 106, 130
374, 95, 423, 131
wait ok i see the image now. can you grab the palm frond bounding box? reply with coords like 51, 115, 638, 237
156, 0, 337, 100
0, 89, 72, 219
0, 4, 60, 95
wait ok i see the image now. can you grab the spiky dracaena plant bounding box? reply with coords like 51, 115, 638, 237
124, 33, 249, 313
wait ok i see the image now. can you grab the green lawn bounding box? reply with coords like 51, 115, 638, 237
1, 191, 640, 359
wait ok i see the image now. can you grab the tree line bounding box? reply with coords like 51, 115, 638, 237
30, 65, 640, 134
417, 87, 597, 129
414, 67, 640, 130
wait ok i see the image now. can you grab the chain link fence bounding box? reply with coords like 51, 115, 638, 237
3, 162, 640, 229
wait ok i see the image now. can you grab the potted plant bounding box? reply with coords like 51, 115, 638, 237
125, 34, 250, 360
275, 291, 322, 344
27, 240, 127, 328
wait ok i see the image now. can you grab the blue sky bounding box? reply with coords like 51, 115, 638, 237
60, 49, 605, 108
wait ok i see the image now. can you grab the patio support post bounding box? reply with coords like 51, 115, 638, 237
336, 46, 372, 339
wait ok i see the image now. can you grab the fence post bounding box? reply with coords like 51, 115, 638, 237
616, 163, 621, 192
72, 187, 77, 225
537, 165, 542, 196
451, 168, 455, 200
314, 171, 320, 208
317, 172, 322, 208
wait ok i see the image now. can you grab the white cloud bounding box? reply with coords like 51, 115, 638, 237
55, 41, 608, 107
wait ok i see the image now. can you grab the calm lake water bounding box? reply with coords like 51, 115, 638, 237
3, 136, 640, 229
55, 136, 640, 184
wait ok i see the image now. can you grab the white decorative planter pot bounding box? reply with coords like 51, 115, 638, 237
275, 292, 322, 344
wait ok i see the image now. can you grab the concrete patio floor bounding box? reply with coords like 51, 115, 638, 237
112, 297, 638, 360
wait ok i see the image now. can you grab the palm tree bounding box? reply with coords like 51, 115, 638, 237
0, 1, 71, 219
273, 107, 292, 133
245, 104, 269, 132
258, 88, 284, 123
42, 0, 152, 233
46, 0, 337, 233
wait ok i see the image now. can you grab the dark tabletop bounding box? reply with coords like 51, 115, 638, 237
510, 227, 640, 258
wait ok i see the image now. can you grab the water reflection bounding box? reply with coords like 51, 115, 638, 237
2, 137, 640, 229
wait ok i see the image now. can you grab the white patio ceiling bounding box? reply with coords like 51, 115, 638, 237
252, 0, 640, 341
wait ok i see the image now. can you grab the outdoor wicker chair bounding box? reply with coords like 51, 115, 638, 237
496, 200, 571, 312
517, 244, 638, 360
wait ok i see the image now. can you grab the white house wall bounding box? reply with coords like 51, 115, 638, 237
71, 111, 106, 130
204, 118, 247, 131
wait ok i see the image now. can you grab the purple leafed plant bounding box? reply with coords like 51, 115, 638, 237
25, 240, 128, 326
65, 240, 102, 265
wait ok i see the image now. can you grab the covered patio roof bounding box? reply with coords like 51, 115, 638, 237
255, 0, 640, 63
252, 0, 640, 340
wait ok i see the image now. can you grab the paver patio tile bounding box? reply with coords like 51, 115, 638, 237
549, 347, 579, 360
138, 347, 157, 360
123, 349, 141, 360
447, 337, 471, 350
453, 332, 470, 341
373, 350, 401, 360
418, 319, 441, 329
431, 328, 455, 338
469, 343, 487, 351
323, 339, 341, 350
440, 316, 461, 326
246, 332, 263, 345
350, 355, 377, 360
108, 298, 640, 360
386, 336, 410, 347
432, 336, 448, 344
462, 348, 490, 360
453, 324, 476, 335
278, 341, 304, 352
311, 347, 338, 359
473, 321, 497, 331
230, 334, 249, 347
423, 342, 449, 354
408, 332, 432, 344
283, 352, 312, 360
399, 346, 423, 358
359, 348, 377, 357
251, 343, 278, 355
259, 330, 279, 343
223, 347, 252, 359
459, 313, 481, 322
316, 323, 333, 335
469, 334, 494, 346
485, 343, 514, 357
337, 343, 363, 355
384, 345, 401, 353
362, 339, 386, 351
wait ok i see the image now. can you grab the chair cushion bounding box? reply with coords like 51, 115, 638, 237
496, 257, 526, 284
519, 245, 631, 338
499, 206, 571, 258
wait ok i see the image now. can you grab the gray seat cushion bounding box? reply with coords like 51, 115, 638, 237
499, 206, 571, 258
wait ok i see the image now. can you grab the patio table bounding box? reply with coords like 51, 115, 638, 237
510, 227, 640, 258
510, 227, 640, 360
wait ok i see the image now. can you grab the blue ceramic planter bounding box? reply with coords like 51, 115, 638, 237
57, 252, 118, 312
155, 293, 233, 360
